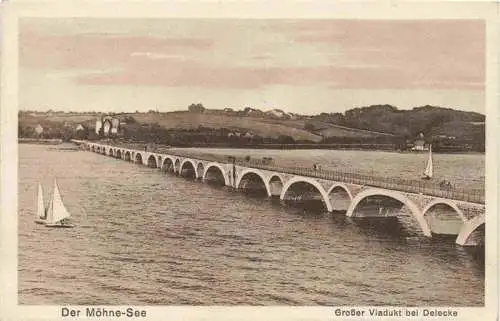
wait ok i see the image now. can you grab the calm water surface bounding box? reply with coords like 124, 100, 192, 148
18, 144, 484, 305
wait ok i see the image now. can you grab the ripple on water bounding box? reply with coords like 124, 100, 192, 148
18, 144, 485, 306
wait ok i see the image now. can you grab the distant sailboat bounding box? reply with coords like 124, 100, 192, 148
34, 183, 48, 224
44, 179, 74, 228
421, 144, 433, 180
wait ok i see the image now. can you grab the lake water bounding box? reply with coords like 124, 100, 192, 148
18, 144, 484, 306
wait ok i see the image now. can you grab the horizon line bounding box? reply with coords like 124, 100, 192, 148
18, 104, 486, 117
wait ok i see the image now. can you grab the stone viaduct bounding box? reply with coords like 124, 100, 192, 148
82, 141, 486, 247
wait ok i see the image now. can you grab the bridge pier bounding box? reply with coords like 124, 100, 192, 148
456, 214, 485, 246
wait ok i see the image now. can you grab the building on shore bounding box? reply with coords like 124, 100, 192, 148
95, 119, 103, 135
244, 131, 256, 138
103, 119, 112, 136
111, 118, 120, 134
411, 139, 429, 151
34, 124, 44, 136
95, 116, 120, 136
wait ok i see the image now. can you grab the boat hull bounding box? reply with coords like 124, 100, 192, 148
34, 218, 46, 224
44, 223, 74, 228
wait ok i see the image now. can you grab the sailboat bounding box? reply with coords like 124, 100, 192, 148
44, 179, 74, 228
421, 144, 433, 180
34, 183, 48, 224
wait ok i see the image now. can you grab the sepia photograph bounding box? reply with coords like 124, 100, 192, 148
1, 1, 498, 320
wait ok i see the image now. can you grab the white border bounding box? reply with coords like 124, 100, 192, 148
1, 1, 498, 320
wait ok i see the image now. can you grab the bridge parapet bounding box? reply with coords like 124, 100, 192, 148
232, 159, 484, 205
454, 202, 486, 220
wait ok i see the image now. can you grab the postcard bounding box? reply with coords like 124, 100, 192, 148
1, 1, 498, 320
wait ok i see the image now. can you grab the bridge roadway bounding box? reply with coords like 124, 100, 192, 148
80, 141, 485, 247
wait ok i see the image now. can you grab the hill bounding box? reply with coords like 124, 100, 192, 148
122, 111, 322, 142
313, 104, 484, 140
18, 104, 485, 151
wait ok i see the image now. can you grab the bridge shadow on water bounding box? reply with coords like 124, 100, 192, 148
461, 246, 485, 276
277, 197, 414, 238
239, 188, 269, 198
347, 216, 410, 239
281, 199, 330, 219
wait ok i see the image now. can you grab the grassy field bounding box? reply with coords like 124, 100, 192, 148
130, 111, 320, 141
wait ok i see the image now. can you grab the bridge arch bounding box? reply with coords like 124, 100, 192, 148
179, 159, 197, 179
147, 154, 157, 168
116, 149, 122, 159
346, 188, 431, 237
422, 199, 466, 235
456, 213, 485, 246
422, 199, 466, 222
268, 174, 284, 197
161, 157, 175, 173
236, 168, 271, 196
327, 183, 353, 212
124, 150, 131, 161
96, 146, 101, 153
102, 147, 106, 155
134, 152, 144, 165
203, 163, 229, 186
280, 176, 332, 212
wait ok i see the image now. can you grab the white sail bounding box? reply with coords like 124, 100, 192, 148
45, 191, 54, 223
423, 145, 433, 178
37, 183, 45, 218
46, 180, 70, 224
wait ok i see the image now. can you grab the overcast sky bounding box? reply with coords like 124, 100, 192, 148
19, 18, 485, 114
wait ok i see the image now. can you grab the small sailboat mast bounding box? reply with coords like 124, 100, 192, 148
422, 144, 433, 179
36, 183, 45, 219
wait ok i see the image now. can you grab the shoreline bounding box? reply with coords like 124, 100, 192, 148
94, 141, 484, 155
21, 138, 484, 155
18, 138, 63, 145
172, 146, 484, 155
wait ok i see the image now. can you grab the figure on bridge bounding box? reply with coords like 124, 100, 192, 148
439, 180, 454, 190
